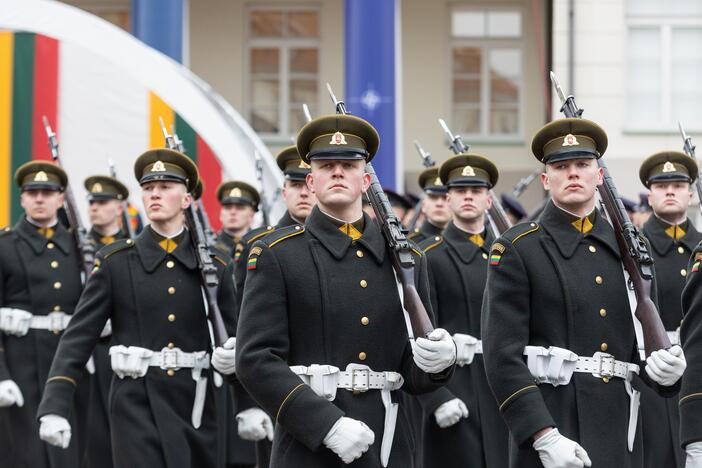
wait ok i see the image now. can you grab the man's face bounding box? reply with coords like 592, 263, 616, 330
648, 181, 692, 220
307, 159, 370, 211
219, 203, 255, 232
141, 181, 190, 223
282, 179, 315, 221
89, 199, 123, 228
542, 158, 603, 209
20, 189, 64, 223
422, 193, 452, 225
447, 186, 492, 222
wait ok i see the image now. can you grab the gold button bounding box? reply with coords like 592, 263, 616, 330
482, 253, 488, 259
358, 352, 367, 361
295, 225, 301, 230
168, 287, 175, 295
361, 317, 369, 326
54, 305, 61, 311
167, 342, 175, 349
126, 239, 133, 244
168, 314, 176, 322
50, 260, 59, 269
47, 242, 55, 249
599, 308, 607, 317
53, 281, 62, 289
360, 280, 368, 288
595, 276, 603, 285
678, 246, 685, 254
588, 245, 596, 253
681, 269, 687, 277
600, 342, 608, 352
602, 376, 610, 383
166, 260, 175, 269
167, 369, 175, 377
356, 250, 364, 258
435, 236, 441, 241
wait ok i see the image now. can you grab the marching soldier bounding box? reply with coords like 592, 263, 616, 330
85, 175, 130, 249
37, 149, 239, 468
235, 114, 456, 467
216, 180, 260, 258
0, 161, 84, 467
482, 118, 686, 468
407, 168, 450, 244
638, 151, 701, 468
418, 154, 508, 468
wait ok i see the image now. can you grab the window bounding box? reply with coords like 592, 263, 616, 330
626, 1, 702, 129
450, 8, 523, 139
246, 7, 320, 137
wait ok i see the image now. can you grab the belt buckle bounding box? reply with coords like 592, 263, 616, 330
594, 352, 615, 378
161, 348, 180, 370
351, 368, 371, 392
48, 312, 64, 333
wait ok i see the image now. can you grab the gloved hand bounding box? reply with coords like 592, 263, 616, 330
0, 380, 23, 407
532, 428, 592, 468
323, 416, 375, 464
236, 407, 274, 441
686, 441, 702, 468
413, 328, 456, 374
646, 345, 686, 386
0, 308, 32, 336
434, 398, 469, 428
211, 337, 236, 375
39, 414, 72, 449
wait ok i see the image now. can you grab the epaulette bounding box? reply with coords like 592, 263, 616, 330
419, 235, 443, 253
100, 238, 135, 259
407, 228, 421, 240
208, 244, 231, 266
244, 225, 276, 245
407, 239, 424, 257
0, 226, 12, 237
502, 221, 540, 245
262, 225, 305, 248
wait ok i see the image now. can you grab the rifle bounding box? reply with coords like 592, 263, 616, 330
302, 103, 313, 123
549, 71, 670, 357
42, 116, 95, 283
678, 121, 702, 212
512, 168, 542, 198
438, 118, 512, 235
255, 151, 271, 226
108, 158, 136, 239
406, 140, 437, 232
159, 119, 228, 346
326, 83, 434, 338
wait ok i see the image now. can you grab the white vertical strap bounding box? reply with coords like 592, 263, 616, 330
392, 269, 415, 340
622, 268, 645, 356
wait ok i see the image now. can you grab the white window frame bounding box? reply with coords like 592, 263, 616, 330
244, 5, 321, 143
449, 6, 525, 143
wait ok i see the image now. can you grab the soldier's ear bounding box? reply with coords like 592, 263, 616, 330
540, 172, 550, 191
306, 173, 315, 193
182, 192, 192, 210
361, 172, 372, 192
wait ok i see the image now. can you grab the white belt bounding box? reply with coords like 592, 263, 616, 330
110, 345, 210, 428
0, 307, 72, 335
453, 333, 482, 367
524, 346, 640, 452
30, 312, 72, 332
290, 363, 403, 468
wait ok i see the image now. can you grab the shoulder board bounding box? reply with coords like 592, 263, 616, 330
0, 226, 12, 237
262, 225, 305, 248
419, 235, 443, 253
407, 229, 421, 240
407, 239, 424, 257
244, 225, 276, 244
100, 238, 135, 259
501, 221, 540, 245
208, 244, 232, 266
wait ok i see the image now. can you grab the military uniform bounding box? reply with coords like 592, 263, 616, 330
637, 151, 701, 468
418, 154, 508, 468
481, 119, 679, 468
38, 149, 239, 468
235, 114, 453, 468
0, 162, 84, 468
406, 167, 447, 245
215, 181, 261, 259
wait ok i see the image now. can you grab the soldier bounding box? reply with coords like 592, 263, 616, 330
418, 154, 508, 468
407, 167, 450, 244
85, 175, 130, 249
235, 114, 456, 467
482, 118, 686, 468
0, 161, 84, 467
37, 149, 239, 468
637, 151, 701, 468
216, 180, 260, 258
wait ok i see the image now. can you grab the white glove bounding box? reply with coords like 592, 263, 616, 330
39, 414, 72, 449
211, 337, 236, 375
236, 407, 274, 441
412, 328, 457, 374
323, 417, 375, 464
533, 428, 592, 468
686, 441, 702, 468
434, 398, 469, 428
0, 380, 23, 407
645, 345, 686, 387
0, 308, 32, 336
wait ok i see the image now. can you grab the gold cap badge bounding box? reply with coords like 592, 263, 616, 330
151, 160, 166, 172
434, 176, 442, 186
91, 182, 103, 193
298, 160, 311, 169
229, 187, 242, 198
461, 166, 476, 177
562, 134, 579, 147
34, 171, 49, 182
329, 131, 348, 145
662, 161, 676, 173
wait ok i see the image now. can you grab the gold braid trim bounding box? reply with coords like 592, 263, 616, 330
276, 383, 305, 422
499, 384, 537, 412
46, 375, 77, 387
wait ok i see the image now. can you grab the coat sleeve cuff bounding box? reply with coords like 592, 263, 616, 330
499, 384, 555, 447
680, 392, 702, 447
418, 387, 456, 415
36, 377, 77, 421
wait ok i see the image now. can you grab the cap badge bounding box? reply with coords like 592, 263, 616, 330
91, 183, 103, 193
151, 160, 167, 172
329, 131, 348, 145
562, 134, 579, 146
229, 187, 243, 198
34, 171, 49, 182
298, 160, 311, 169
662, 161, 676, 173
461, 166, 476, 177
434, 176, 443, 186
